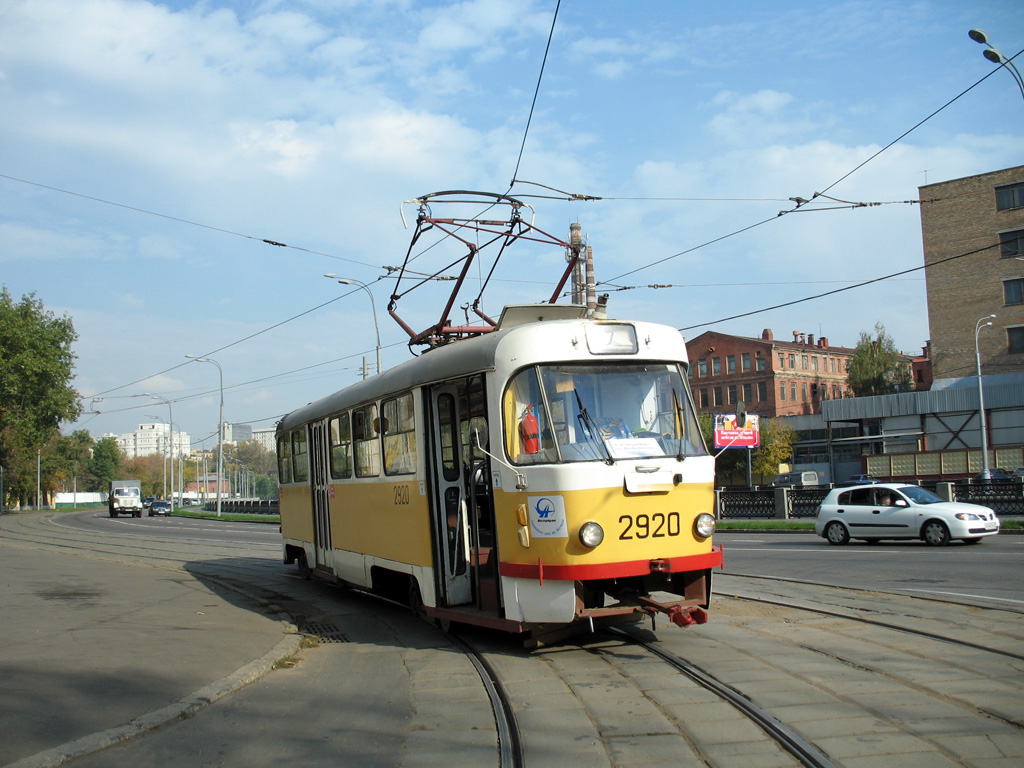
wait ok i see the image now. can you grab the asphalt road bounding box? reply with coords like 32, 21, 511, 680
714, 530, 1024, 607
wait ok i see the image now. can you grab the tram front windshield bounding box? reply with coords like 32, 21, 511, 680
505, 363, 707, 464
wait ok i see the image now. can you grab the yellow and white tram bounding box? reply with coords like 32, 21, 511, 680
277, 303, 722, 636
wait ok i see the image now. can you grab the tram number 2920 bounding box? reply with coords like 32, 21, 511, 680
619, 512, 681, 540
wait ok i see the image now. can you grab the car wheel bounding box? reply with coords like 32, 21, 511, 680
825, 521, 850, 545
922, 520, 951, 546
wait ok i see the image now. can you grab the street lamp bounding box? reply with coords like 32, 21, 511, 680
324, 274, 382, 378
975, 314, 996, 481
138, 394, 174, 506
969, 29, 1024, 104
187, 355, 224, 517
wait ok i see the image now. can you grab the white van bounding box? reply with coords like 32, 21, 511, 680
770, 471, 818, 487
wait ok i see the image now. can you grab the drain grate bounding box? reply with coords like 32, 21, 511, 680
302, 620, 350, 643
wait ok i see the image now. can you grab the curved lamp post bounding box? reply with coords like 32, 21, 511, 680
975, 315, 996, 480
969, 29, 1024, 104
187, 355, 224, 517
324, 274, 382, 378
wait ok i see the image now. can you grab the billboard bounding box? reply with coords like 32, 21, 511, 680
713, 413, 760, 449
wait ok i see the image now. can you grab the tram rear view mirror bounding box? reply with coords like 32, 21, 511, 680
470, 417, 489, 449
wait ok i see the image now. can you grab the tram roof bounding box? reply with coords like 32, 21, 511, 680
278, 309, 687, 431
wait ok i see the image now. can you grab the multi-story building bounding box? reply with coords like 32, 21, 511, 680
252, 427, 276, 453
685, 329, 855, 418
921, 164, 1024, 379
110, 423, 191, 460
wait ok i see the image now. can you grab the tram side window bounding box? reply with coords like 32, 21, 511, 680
383, 392, 416, 475
353, 404, 381, 477
277, 436, 293, 484
329, 413, 352, 480
504, 367, 555, 464
292, 429, 309, 483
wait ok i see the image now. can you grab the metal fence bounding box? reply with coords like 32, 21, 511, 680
716, 481, 1023, 519
202, 498, 279, 515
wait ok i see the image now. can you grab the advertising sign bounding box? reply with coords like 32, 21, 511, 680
713, 413, 761, 449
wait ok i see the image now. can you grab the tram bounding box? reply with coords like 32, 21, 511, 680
277, 302, 723, 637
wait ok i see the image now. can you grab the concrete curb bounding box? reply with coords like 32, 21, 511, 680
4, 633, 303, 768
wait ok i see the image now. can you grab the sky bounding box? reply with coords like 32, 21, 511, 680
2, 0, 1022, 448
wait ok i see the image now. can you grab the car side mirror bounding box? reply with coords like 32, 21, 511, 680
894, 499, 908, 507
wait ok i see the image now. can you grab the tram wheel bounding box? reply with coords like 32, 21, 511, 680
408, 577, 427, 619
296, 551, 312, 580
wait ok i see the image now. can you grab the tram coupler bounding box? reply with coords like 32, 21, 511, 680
636, 596, 708, 627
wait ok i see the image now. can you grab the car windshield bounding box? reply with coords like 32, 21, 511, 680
504, 362, 706, 464
898, 486, 943, 504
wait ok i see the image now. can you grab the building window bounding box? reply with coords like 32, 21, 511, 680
789, 354, 796, 369
801, 384, 808, 402
712, 357, 721, 375
778, 353, 785, 368
812, 356, 819, 372
791, 383, 797, 401
801, 354, 809, 370
741, 353, 751, 372
829, 358, 835, 373
1000, 229, 1024, 259
713, 387, 723, 406
698, 359, 707, 377
727, 355, 736, 374
743, 383, 752, 403
728, 385, 737, 404
996, 182, 1024, 211
1009, 327, 1024, 354
779, 382, 786, 400
758, 381, 768, 402
1004, 278, 1024, 305
700, 388, 709, 408
756, 356, 766, 371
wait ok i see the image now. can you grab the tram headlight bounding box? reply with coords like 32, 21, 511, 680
694, 513, 717, 539
578, 521, 605, 549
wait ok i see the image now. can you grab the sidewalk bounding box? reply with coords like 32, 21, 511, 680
1, 543, 299, 768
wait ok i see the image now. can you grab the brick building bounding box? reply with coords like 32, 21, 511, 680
685, 329, 855, 418
920, 165, 1024, 379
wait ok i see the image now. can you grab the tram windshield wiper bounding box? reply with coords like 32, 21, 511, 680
574, 388, 614, 465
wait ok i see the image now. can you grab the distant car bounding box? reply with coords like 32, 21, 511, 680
148, 499, 172, 516
769, 471, 818, 487
814, 483, 1000, 546
1014, 467, 1024, 478
974, 468, 1013, 480
143, 496, 155, 509
846, 474, 880, 484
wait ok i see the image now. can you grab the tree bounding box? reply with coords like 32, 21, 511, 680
847, 322, 912, 397
90, 436, 123, 490
751, 419, 798, 481
0, 287, 81, 505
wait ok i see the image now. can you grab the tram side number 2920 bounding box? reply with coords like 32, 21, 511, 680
619, 512, 681, 539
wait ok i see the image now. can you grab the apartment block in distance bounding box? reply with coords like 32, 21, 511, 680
685, 329, 855, 418
920, 164, 1024, 379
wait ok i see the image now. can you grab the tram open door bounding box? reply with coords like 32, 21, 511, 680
307, 420, 333, 574
428, 381, 497, 616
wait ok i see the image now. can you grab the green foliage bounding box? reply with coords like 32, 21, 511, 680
751, 418, 798, 481
847, 322, 912, 397
90, 437, 123, 488
0, 287, 81, 504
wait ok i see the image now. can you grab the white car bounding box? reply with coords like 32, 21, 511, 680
814, 483, 1000, 546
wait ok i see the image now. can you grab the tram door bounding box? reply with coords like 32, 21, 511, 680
430, 386, 472, 605
308, 420, 333, 571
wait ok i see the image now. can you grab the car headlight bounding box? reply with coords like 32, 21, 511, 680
578, 521, 604, 549
954, 512, 982, 521
694, 513, 717, 538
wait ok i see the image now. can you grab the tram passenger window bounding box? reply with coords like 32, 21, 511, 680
353, 404, 381, 477
292, 429, 309, 482
329, 414, 351, 479
383, 393, 416, 475
277, 436, 293, 484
